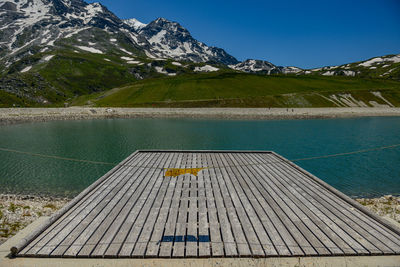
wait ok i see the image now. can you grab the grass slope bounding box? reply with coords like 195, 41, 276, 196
74, 72, 400, 108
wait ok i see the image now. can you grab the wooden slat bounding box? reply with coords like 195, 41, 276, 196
215, 153, 266, 257
89, 153, 165, 257
238, 153, 357, 256
131, 152, 180, 257
237, 153, 348, 255
268, 155, 400, 253
254, 153, 385, 255
78, 153, 174, 257
221, 154, 314, 256
259, 153, 400, 254
200, 153, 224, 257
196, 153, 211, 257
158, 153, 185, 257
60, 153, 162, 257
209, 153, 252, 257
204, 153, 238, 257
222, 153, 290, 256
144, 152, 180, 257
102, 152, 171, 257
117, 152, 175, 257
31, 153, 153, 256
17, 151, 400, 259
21, 152, 144, 256
172, 153, 191, 257
185, 153, 199, 257
235, 154, 333, 256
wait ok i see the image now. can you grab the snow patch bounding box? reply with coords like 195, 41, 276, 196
121, 56, 135, 61
322, 71, 335, 76
76, 46, 103, 54
40, 47, 49, 53
172, 62, 182, 66
119, 48, 134, 56
21, 66, 32, 73
124, 18, 148, 31
342, 70, 356, 77
43, 55, 54, 61
155, 66, 168, 74
194, 65, 219, 72
110, 38, 117, 42
359, 55, 400, 67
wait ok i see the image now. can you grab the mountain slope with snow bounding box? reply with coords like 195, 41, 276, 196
0, 0, 399, 107
308, 54, 400, 79
132, 18, 238, 65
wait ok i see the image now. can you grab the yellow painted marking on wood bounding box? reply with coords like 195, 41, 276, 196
165, 168, 206, 178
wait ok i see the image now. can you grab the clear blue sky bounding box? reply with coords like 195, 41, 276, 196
89, 0, 400, 68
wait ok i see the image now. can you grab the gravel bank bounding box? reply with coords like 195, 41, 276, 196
1, 107, 400, 125
0, 194, 69, 245
0, 194, 399, 245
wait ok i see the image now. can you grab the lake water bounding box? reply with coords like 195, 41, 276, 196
0, 117, 399, 198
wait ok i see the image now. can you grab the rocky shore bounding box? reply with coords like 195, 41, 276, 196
0, 194, 399, 246
355, 195, 400, 225
1, 107, 400, 125
0, 194, 69, 245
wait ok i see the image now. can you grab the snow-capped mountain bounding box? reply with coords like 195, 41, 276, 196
123, 18, 147, 31
0, 0, 238, 68
129, 18, 238, 65
229, 59, 304, 74
308, 54, 400, 79
229, 59, 279, 74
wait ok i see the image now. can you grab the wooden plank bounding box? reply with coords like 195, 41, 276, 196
158, 153, 185, 257
131, 152, 180, 257
215, 153, 266, 257
255, 153, 385, 255
223, 153, 291, 256
204, 153, 238, 257
21, 152, 144, 256
260, 153, 400, 254
200, 153, 224, 257
239, 153, 357, 256
49, 152, 157, 257
172, 153, 191, 257
30, 153, 152, 256
185, 153, 199, 257
144, 152, 180, 257
76, 152, 170, 257
240, 157, 331, 256
270, 155, 400, 252
89, 152, 166, 257
103, 152, 172, 257
220, 154, 301, 256
238, 153, 346, 256
224, 154, 315, 256
60, 153, 162, 257
237, 154, 333, 256
117, 152, 175, 257
208, 153, 252, 257
196, 153, 211, 257
272, 152, 400, 246
17, 151, 142, 256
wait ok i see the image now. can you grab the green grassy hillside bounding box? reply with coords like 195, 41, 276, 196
72, 73, 400, 108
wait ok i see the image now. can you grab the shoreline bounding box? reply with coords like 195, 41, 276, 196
1, 107, 400, 124
1, 193, 399, 245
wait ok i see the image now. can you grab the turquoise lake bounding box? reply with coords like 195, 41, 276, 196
0, 117, 399, 198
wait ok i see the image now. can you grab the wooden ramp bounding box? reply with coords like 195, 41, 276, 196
15, 151, 400, 258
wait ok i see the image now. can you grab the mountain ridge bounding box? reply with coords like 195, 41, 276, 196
0, 0, 399, 107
